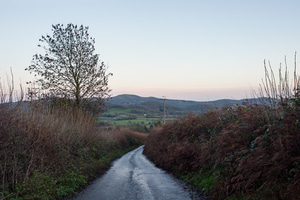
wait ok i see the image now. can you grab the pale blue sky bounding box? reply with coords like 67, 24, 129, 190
1, 0, 300, 101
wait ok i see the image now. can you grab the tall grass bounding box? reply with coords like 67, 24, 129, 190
144, 55, 300, 199
255, 53, 299, 119
0, 73, 147, 199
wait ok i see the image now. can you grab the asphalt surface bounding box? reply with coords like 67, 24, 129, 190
73, 145, 206, 200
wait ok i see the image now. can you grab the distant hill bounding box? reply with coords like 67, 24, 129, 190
106, 94, 259, 114
108, 94, 164, 105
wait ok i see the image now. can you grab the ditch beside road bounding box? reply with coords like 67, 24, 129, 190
72, 145, 206, 200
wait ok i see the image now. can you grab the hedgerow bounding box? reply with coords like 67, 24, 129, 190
144, 58, 300, 199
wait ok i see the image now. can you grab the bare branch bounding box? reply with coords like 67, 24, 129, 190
25, 23, 112, 113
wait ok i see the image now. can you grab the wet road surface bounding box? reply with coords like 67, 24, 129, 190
73, 145, 206, 200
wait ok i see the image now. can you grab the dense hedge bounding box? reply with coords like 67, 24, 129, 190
144, 103, 300, 199
0, 101, 147, 199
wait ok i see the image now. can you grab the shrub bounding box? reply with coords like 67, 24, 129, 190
144, 55, 300, 199
144, 104, 300, 199
0, 96, 147, 199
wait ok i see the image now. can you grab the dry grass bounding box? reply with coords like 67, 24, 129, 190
0, 74, 147, 199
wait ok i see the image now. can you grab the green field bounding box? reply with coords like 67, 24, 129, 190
99, 116, 161, 126
104, 107, 132, 115
99, 107, 178, 131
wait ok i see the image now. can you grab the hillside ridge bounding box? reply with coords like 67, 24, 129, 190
107, 94, 258, 113
109, 94, 252, 106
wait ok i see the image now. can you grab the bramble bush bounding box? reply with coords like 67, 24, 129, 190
144, 102, 300, 199
144, 58, 300, 199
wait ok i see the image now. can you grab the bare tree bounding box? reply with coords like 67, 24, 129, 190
25, 23, 112, 112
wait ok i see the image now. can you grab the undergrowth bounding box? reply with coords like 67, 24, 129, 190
144, 102, 300, 199
144, 57, 300, 200
0, 78, 147, 199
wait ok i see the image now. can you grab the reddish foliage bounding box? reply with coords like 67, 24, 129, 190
144, 104, 300, 199
0, 102, 147, 193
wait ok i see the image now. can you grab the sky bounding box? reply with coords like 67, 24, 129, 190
1, 0, 300, 101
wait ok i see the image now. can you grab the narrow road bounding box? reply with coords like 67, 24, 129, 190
73, 146, 206, 200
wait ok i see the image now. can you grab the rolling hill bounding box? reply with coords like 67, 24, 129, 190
106, 94, 257, 114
